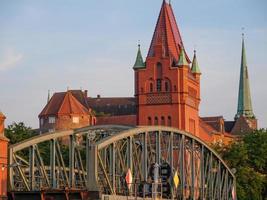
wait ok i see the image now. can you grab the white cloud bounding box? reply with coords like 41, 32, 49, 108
0, 48, 23, 71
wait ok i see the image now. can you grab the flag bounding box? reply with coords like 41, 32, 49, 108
125, 168, 133, 190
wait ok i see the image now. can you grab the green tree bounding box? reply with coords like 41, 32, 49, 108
214, 129, 267, 200
5, 122, 36, 144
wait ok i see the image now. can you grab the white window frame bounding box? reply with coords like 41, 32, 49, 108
72, 116, 79, 124
49, 116, 56, 124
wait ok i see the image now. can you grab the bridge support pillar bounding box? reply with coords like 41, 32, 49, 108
0, 112, 8, 200
87, 144, 100, 199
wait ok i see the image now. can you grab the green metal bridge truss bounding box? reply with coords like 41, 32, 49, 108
8, 125, 236, 200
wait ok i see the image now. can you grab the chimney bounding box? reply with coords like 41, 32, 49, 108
0, 112, 6, 135
84, 90, 88, 97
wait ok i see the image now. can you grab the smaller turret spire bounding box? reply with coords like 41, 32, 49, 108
133, 43, 145, 69
191, 50, 201, 73
177, 46, 189, 66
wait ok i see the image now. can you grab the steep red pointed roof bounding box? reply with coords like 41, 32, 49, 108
58, 91, 89, 115
147, 1, 190, 62
39, 90, 90, 116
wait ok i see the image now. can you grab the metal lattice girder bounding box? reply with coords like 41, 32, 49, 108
8, 125, 236, 200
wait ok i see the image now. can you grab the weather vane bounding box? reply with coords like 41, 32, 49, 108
242, 27, 245, 38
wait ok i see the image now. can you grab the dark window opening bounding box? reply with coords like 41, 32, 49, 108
161, 116, 165, 126
154, 117, 158, 125
157, 79, 161, 92
148, 117, 152, 125
165, 81, 169, 92
150, 83, 153, 93
167, 116, 171, 126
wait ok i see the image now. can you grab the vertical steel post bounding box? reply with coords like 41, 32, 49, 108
200, 145, 205, 200
169, 132, 174, 199
180, 135, 185, 200
8, 148, 14, 190
112, 143, 116, 194
29, 145, 35, 190
127, 136, 133, 171
191, 139, 195, 200
50, 139, 56, 188
69, 135, 75, 188
142, 132, 148, 182
156, 131, 161, 165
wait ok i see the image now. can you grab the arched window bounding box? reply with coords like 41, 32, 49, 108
148, 117, 152, 125
157, 63, 163, 79
154, 117, 158, 125
150, 83, 153, 93
165, 81, 169, 92
156, 63, 162, 92
161, 116, 165, 126
167, 116, 171, 126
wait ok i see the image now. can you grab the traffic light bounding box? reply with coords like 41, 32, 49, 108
160, 162, 172, 199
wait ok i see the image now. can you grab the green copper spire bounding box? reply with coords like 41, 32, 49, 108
235, 34, 255, 119
191, 50, 201, 73
177, 46, 189, 66
133, 44, 145, 69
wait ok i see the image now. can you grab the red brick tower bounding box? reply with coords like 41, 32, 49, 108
0, 112, 8, 200
133, 1, 201, 136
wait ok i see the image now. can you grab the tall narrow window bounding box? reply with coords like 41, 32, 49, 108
150, 83, 153, 93
161, 116, 165, 126
156, 79, 161, 92
148, 117, 152, 125
167, 116, 171, 126
165, 80, 171, 92
156, 63, 162, 92
154, 117, 158, 125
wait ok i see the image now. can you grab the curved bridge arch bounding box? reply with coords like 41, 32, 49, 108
8, 125, 236, 200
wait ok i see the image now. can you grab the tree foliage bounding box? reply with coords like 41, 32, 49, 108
5, 122, 36, 144
213, 129, 267, 200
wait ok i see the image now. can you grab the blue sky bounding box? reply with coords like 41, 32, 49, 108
0, 0, 266, 128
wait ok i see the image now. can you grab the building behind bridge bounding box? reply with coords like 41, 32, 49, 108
38, 1, 257, 145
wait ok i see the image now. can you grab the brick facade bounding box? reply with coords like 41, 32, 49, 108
0, 113, 8, 200
134, 1, 201, 137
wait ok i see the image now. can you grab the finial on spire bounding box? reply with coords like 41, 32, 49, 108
241, 27, 245, 41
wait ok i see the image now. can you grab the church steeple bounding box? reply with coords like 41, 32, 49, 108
133, 44, 145, 70
235, 34, 255, 119
147, 0, 190, 62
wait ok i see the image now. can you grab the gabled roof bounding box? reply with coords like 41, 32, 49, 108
147, 1, 190, 62
39, 90, 90, 117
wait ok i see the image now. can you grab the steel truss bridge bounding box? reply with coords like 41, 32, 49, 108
8, 125, 236, 200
